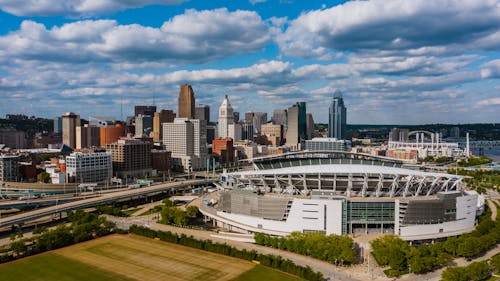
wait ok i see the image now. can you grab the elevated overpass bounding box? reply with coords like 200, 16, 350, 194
0, 179, 213, 229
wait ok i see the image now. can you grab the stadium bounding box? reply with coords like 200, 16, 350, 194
200, 151, 483, 241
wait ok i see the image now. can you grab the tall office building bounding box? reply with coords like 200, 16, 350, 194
272, 109, 287, 126
53, 117, 62, 133
296, 102, 307, 141
286, 106, 299, 149
106, 137, 152, 178
135, 114, 153, 137
245, 112, 254, 122
233, 112, 240, 123
240, 121, 254, 141
134, 106, 156, 117
100, 124, 127, 146
152, 110, 175, 142
163, 118, 207, 172
306, 113, 314, 140
261, 123, 283, 146
328, 90, 347, 139
76, 125, 100, 149
218, 95, 234, 138
178, 84, 195, 119
195, 105, 210, 122
62, 112, 80, 148
253, 112, 267, 134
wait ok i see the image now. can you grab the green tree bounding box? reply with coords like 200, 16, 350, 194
10, 240, 27, 255
163, 198, 174, 207
38, 171, 51, 183
466, 261, 491, 281
441, 267, 467, 281
491, 254, 500, 273
186, 206, 199, 218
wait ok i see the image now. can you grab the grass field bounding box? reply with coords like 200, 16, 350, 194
0, 235, 299, 281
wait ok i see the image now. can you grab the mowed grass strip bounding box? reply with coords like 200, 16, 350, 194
56, 235, 255, 281
232, 265, 301, 281
0, 253, 133, 281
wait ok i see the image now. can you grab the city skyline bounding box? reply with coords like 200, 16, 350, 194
0, 0, 499, 124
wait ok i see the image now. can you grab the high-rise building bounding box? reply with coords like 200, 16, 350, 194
0, 155, 19, 182
134, 106, 156, 117
151, 150, 172, 173
76, 124, 100, 149
245, 112, 254, 122
306, 113, 314, 140
62, 112, 80, 148
233, 112, 240, 123
328, 90, 347, 139
163, 118, 207, 172
100, 124, 127, 146
178, 84, 195, 119
152, 110, 175, 142
286, 106, 299, 149
135, 114, 153, 137
253, 112, 267, 134
195, 105, 210, 123
241, 120, 254, 141
212, 137, 235, 163
106, 137, 152, 178
66, 152, 112, 183
296, 102, 307, 141
261, 123, 283, 146
218, 95, 235, 139
53, 117, 62, 133
272, 109, 287, 126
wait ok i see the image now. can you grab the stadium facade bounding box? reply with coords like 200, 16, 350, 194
200, 151, 482, 241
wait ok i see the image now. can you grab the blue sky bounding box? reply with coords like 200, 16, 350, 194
0, 0, 498, 124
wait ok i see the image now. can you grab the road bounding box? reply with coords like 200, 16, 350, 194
0, 179, 212, 229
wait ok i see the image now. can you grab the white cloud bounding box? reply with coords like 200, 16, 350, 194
278, 0, 500, 57
0, 0, 185, 17
475, 98, 500, 107
0, 9, 270, 65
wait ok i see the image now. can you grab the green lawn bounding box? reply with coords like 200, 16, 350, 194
0, 253, 132, 281
232, 265, 301, 281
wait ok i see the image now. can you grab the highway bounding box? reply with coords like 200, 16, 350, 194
0, 179, 212, 229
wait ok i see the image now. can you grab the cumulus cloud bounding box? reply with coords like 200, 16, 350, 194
278, 0, 500, 57
481, 59, 500, 79
0, 0, 185, 17
0, 9, 270, 65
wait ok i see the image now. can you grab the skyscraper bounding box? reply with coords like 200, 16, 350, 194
286, 106, 299, 149
272, 109, 287, 126
306, 113, 314, 140
296, 102, 307, 141
62, 112, 80, 148
328, 90, 347, 139
252, 112, 267, 134
53, 117, 62, 133
152, 110, 175, 142
135, 114, 153, 137
218, 95, 234, 138
195, 105, 210, 122
178, 84, 196, 119
134, 105, 156, 117
76, 124, 100, 149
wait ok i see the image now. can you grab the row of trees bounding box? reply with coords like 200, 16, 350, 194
1, 210, 115, 263
441, 256, 500, 281
254, 232, 356, 265
129, 225, 323, 281
160, 198, 199, 226
371, 205, 500, 277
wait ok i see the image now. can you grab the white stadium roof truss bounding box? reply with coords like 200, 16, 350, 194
225, 164, 465, 198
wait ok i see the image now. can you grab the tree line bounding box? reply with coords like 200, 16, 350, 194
371, 205, 500, 277
160, 199, 199, 226
254, 232, 356, 265
129, 225, 324, 281
1, 210, 116, 263
441, 254, 500, 281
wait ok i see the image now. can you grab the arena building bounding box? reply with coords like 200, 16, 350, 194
200, 151, 483, 241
